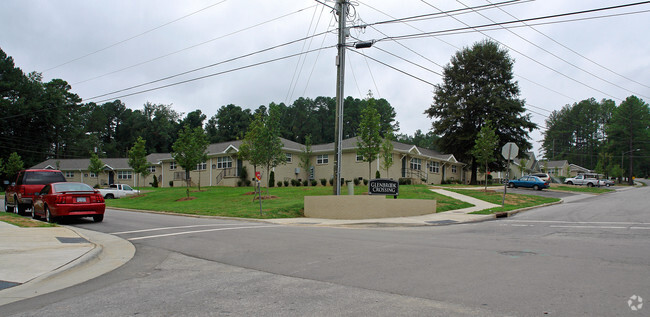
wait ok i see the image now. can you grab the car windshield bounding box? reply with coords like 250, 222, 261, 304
53, 183, 94, 193
24, 171, 66, 185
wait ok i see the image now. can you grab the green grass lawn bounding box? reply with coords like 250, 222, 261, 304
549, 184, 614, 194
106, 184, 473, 218
0, 212, 57, 227
446, 188, 561, 215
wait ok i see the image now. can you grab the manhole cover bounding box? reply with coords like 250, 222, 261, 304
499, 250, 537, 257
56, 237, 90, 244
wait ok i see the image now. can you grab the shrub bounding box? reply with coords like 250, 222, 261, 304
277, 181, 283, 187
291, 179, 299, 186
398, 178, 407, 185
407, 178, 412, 185
151, 175, 159, 188
375, 170, 381, 179
237, 180, 243, 187
269, 171, 275, 187
421, 178, 426, 183
311, 180, 317, 186
302, 180, 308, 186
340, 178, 345, 185
244, 179, 251, 186
320, 178, 327, 186
239, 166, 248, 183
169, 180, 174, 187
353, 178, 360, 186
363, 179, 368, 185
284, 180, 289, 187
329, 178, 334, 186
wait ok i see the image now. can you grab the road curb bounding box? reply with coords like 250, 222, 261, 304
0, 226, 135, 306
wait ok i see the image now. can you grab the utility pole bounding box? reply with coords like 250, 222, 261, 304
333, 0, 347, 195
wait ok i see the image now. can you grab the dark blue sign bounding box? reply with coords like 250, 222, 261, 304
368, 179, 399, 196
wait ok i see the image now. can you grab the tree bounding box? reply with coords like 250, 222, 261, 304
207, 104, 252, 143
471, 121, 499, 191
172, 125, 209, 196
88, 153, 104, 187
299, 134, 313, 181
381, 130, 395, 178
357, 99, 382, 180
128, 137, 149, 189
239, 105, 286, 194
606, 96, 650, 185
5, 152, 24, 179
426, 40, 536, 184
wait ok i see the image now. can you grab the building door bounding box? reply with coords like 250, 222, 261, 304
401, 157, 407, 178
108, 171, 114, 185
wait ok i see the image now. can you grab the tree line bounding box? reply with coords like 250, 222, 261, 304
1, 48, 406, 174
541, 96, 650, 182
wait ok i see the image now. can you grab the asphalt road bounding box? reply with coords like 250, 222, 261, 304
2, 184, 649, 316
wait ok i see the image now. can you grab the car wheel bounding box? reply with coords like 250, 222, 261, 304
45, 206, 57, 223
105, 194, 114, 199
566, 181, 573, 185
17, 203, 27, 215
533, 185, 540, 191
4, 197, 14, 213
31, 204, 39, 219
93, 214, 104, 223
508, 183, 514, 188
587, 182, 593, 187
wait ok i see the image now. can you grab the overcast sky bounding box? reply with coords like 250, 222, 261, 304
2, 0, 649, 157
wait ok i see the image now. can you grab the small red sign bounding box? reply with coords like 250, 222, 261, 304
255, 171, 261, 181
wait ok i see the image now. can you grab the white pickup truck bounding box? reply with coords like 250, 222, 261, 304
564, 174, 601, 187
98, 184, 140, 199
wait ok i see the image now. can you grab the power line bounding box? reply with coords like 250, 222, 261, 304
486, 0, 650, 91
85, 30, 332, 101
346, 48, 435, 86
457, 0, 649, 100
418, 0, 650, 102
72, 5, 317, 86
42, 0, 229, 73
90, 45, 336, 104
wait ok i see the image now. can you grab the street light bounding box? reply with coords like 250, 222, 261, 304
621, 148, 641, 183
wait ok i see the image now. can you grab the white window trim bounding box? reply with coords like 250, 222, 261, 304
285, 153, 293, 163
317, 154, 329, 165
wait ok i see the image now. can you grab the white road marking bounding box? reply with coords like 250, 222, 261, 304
510, 224, 534, 227
549, 225, 628, 229
111, 223, 250, 235
507, 220, 650, 225
631, 227, 650, 230
127, 225, 279, 241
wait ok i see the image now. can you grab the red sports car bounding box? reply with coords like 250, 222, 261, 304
32, 182, 105, 223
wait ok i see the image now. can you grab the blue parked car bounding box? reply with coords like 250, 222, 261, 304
507, 176, 550, 190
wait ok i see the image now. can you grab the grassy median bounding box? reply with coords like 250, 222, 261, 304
106, 185, 472, 219
0, 212, 57, 227
445, 189, 561, 215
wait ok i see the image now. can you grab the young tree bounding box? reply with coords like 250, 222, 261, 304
381, 129, 395, 178
5, 152, 24, 179
426, 40, 536, 184
357, 99, 382, 180
239, 106, 286, 195
299, 134, 313, 181
172, 125, 209, 196
88, 153, 105, 187
128, 137, 149, 189
471, 121, 499, 191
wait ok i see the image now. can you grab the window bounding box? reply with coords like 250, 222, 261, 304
117, 171, 132, 180
148, 166, 156, 173
410, 158, 422, 170
90, 172, 97, 178
428, 161, 440, 173
170, 161, 177, 170
317, 154, 329, 165
452, 165, 457, 174
356, 153, 364, 162
65, 171, 74, 178
196, 162, 207, 171
217, 156, 233, 169
285, 153, 292, 163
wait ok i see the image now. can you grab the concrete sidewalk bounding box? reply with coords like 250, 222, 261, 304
0, 221, 135, 306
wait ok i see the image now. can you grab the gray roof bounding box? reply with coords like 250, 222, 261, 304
311, 137, 458, 163
541, 160, 569, 169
